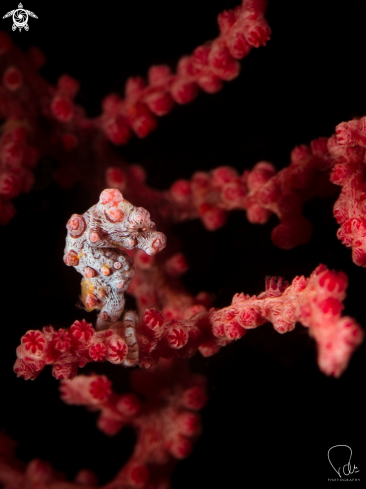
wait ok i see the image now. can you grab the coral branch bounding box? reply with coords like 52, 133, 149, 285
105, 117, 365, 268
103, 136, 339, 256
136, 264, 363, 377
3, 0, 364, 272
14, 265, 363, 380
164, 138, 336, 248
3, 3, 366, 488
98, 0, 270, 144
331, 120, 366, 266
3, 360, 207, 489
0, 0, 271, 226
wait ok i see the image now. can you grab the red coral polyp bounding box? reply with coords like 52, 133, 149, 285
70, 320, 94, 343
21, 331, 46, 357
89, 376, 112, 401
89, 343, 107, 361
51, 96, 74, 122
165, 326, 189, 349
3, 66, 23, 91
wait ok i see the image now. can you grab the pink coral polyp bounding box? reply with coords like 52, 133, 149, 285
21, 331, 46, 357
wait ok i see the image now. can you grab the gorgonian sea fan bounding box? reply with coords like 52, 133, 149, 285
1, 1, 365, 487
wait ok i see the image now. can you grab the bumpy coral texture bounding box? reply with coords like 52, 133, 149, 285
63, 188, 166, 330
3, 360, 207, 489
164, 139, 335, 249
2, 1, 366, 488
330, 119, 366, 266
0, 0, 271, 224
104, 120, 366, 267
59, 360, 207, 487
14, 262, 363, 381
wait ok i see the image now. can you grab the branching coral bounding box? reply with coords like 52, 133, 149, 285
0, 0, 271, 223
1, 0, 366, 487
14, 261, 363, 380
1, 360, 206, 489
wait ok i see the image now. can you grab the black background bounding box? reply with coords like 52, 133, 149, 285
0, 0, 365, 486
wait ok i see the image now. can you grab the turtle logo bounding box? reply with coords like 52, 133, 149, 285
3, 3, 38, 32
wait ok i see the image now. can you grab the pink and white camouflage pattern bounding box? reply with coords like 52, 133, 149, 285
63, 188, 166, 330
